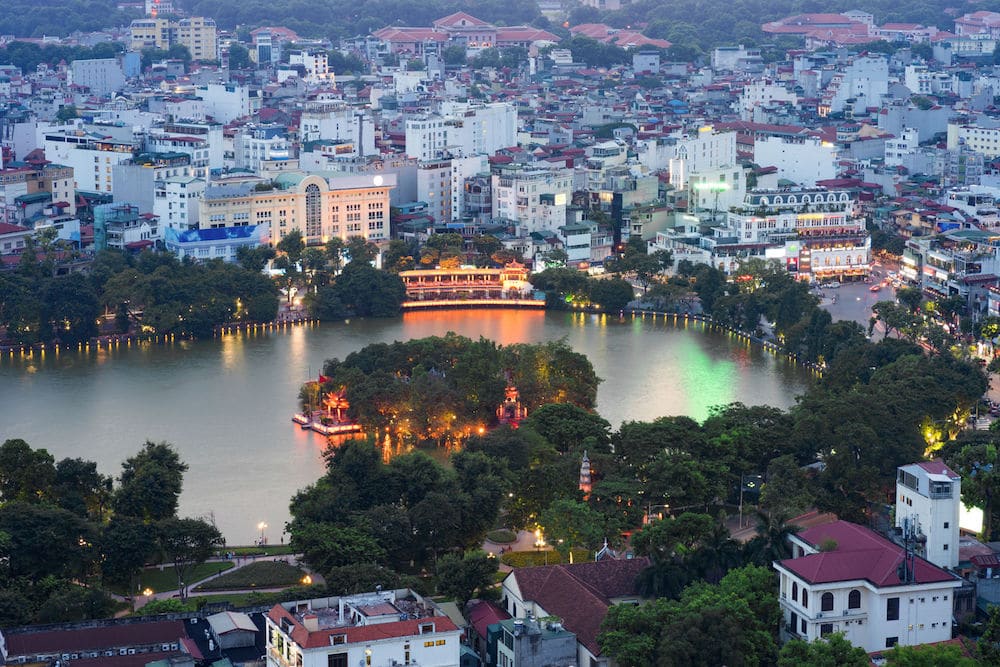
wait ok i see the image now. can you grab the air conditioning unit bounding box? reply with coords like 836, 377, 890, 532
105, 650, 115, 657
162, 644, 170, 651
189, 618, 199, 625
128, 649, 136, 655
62, 655, 70, 662
170, 643, 178, 650
120, 649, 128, 656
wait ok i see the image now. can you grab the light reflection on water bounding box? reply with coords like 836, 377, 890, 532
0, 310, 810, 543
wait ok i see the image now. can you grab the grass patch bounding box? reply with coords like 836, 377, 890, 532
500, 549, 590, 568
485, 529, 517, 544
195, 561, 305, 591
221, 545, 295, 557
109, 562, 236, 596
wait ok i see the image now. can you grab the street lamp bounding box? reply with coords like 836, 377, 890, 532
257, 521, 268, 545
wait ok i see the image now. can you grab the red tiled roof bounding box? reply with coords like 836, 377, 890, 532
914, 460, 959, 477
777, 521, 958, 588
6, 621, 187, 655
509, 557, 649, 656
467, 600, 511, 638
267, 606, 459, 650
0, 222, 30, 234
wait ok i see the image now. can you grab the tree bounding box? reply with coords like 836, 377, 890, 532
885, 642, 980, 666
979, 604, 1000, 666
291, 522, 386, 578
100, 516, 156, 594
759, 455, 814, 518
0, 438, 56, 503
539, 498, 606, 558
743, 511, 799, 566
436, 550, 498, 607
778, 633, 870, 667
524, 403, 611, 453
156, 517, 224, 601
139, 598, 188, 615
36, 584, 117, 623
227, 43, 251, 70
589, 277, 634, 312
235, 245, 275, 273
53, 457, 112, 520
114, 441, 188, 522
0, 501, 93, 579
948, 440, 1000, 540
442, 44, 466, 66
56, 104, 77, 122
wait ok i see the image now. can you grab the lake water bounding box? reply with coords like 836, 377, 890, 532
0, 310, 812, 544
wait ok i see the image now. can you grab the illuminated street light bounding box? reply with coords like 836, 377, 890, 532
301, 575, 313, 585
142, 588, 153, 597
257, 521, 268, 545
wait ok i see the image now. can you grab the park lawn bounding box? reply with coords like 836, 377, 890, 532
485, 529, 517, 544
138, 561, 235, 594
500, 548, 590, 568
222, 545, 295, 557
194, 561, 305, 591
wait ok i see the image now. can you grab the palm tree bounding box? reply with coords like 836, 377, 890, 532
742, 510, 800, 566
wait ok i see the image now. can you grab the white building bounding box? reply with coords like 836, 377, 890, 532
264, 590, 461, 667
753, 135, 837, 187
739, 81, 797, 120
491, 164, 573, 234
774, 520, 962, 653
896, 461, 961, 570
154, 175, 204, 234
639, 127, 744, 211
196, 83, 260, 124
905, 65, 934, 95
821, 55, 889, 115
405, 102, 516, 160
147, 120, 223, 176
288, 50, 332, 82
43, 127, 136, 194
299, 103, 376, 157
233, 126, 290, 172
69, 58, 126, 97
416, 158, 452, 225
885, 128, 920, 167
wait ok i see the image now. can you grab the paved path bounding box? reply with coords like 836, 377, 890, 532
130, 553, 319, 610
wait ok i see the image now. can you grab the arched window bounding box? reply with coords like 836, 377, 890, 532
774, 196, 783, 204
305, 183, 322, 237
849, 590, 861, 609
802, 590, 808, 608
821, 592, 834, 611
792, 581, 798, 600
788, 195, 797, 204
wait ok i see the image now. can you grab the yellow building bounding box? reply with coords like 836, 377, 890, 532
129, 18, 172, 51
177, 17, 218, 61
129, 16, 217, 61
200, 172, 395, 245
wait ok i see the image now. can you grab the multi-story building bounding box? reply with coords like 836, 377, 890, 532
199, 172, 394, 245
896, 461, 961, 570
146, 121, 222, 177
112, 152, 193, 215
93, 202, 157, 250
196, 83, 260, 124
902, 229, 1000, 316
233, 124, 290, 172
129, 17, 172, 51
753, 135, 837, 188
69, 58, 126, 97
264, 590, 461, 667
43, 126, 137, 194
405, 102, 516, 160
416, 158, 452, 225
287, 50, 331, 82
947, 121, 1000, 159
177, 17, 217, 61
299, 103, 376, 157
492, 618, 577, 667
0, 163, 75, 223
491, 164, 573, 234
155, 175, 204, 235
774, 520, 962, 653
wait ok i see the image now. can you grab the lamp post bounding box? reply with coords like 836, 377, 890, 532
257, 521, 268, 545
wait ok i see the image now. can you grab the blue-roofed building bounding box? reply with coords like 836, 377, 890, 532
165, 223, 269, 262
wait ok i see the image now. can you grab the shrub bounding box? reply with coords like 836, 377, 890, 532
486, 529, 517, 544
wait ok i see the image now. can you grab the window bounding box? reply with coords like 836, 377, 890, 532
327, 654, 347, 667
821, 593, 834, 612
887, 597, 900, 621
820, 623, 833, 636
944, 522, 950, 529
943, 543, 949, 551
849, 590, 861, 609
886, 637, 898, 648
423, 641, 435, 647
802, 590, 808, 609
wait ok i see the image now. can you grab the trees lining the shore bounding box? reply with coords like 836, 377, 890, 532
0, 439, 221, 625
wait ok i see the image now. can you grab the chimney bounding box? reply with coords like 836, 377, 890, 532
302, 612, 319, 632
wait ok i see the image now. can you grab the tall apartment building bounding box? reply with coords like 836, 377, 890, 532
491, 164, 573, 235
299, 103, 376, 157
947, 120, 1000, 159
200, 171, 394, 245
69, 58, 127, 97
754, 135, 837, 187
0, 164, 75, 224
129, 17, 217, 60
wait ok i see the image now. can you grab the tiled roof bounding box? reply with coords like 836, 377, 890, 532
510, 557, 649, 656
467, 600, 510, 637
6, 621, 187, 655
914, 460, 959, 478
267, 606, 459, 649
0, 222, 30, 234
434, 12, 491, 28
777, 521, 958, 588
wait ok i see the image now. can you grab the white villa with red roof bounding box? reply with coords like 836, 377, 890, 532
372, 12, 560, 57
774, 520, 962, 653
264, 589, 461, 667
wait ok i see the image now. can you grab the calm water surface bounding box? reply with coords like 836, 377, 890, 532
0, 310, 811, 543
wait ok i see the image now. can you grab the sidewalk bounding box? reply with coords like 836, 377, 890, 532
131, 553, 317, 610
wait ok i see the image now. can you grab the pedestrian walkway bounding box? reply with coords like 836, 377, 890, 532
131, 553, 318, 610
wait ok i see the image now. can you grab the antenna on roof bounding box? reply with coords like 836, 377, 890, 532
897, 518, 918, 583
